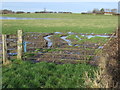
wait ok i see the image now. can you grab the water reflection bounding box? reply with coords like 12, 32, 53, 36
0, 17, 58, 20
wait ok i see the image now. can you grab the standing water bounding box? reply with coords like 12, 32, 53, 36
44, 35, 53, 48
60, 36, 72, 46
75, 35, 82, 40
0, 17, 59, 20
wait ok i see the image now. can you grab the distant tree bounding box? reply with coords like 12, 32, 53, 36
16, 11, 25, 14
35, 11, 40, 13
1, 9, 14, 14
100, 8, 105, 14
81, 12, 87, 14
0, 10, 2, 14
27, 12, 30, 13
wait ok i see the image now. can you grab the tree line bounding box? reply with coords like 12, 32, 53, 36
0, 8, 119, 15
82, 8, 118, 15
0, 9, 72, 14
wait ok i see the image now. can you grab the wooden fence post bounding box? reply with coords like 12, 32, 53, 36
17, 30, 23, 60
2, 34, 8, 64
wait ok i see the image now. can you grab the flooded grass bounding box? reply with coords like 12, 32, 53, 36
7, 32, 111, 63
1, 13, 118, 88
18, 32, 110, 64
2, 13, 117, 34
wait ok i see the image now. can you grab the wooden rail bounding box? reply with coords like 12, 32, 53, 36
17, 30, 23, 60
1, 30, 115, 64
2, 34, 8, 64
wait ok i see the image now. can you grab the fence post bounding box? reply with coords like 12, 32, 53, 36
2, 34, 8, 64
17, 30, 23, 60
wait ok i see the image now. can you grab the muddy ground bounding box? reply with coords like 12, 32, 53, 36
0, 32, 114, 64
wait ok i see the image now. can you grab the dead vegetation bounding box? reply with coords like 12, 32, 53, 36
84, 30, 120, 88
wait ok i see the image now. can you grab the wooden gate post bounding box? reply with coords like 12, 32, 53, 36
2, 34, 8, 64
17, 30, 23, 60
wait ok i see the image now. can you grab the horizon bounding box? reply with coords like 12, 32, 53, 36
1, 2, 118, 13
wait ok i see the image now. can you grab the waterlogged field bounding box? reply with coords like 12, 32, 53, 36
2, 13, 117, 88
2, 13, 117, 34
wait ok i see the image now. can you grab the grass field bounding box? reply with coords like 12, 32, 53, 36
2, 13, 118, 88
2, 13, 118, 34
2, 60, 97, 88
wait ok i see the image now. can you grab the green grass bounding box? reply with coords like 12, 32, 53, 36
2, 60, 97, 88
1, 13, 117, 88
2, 13, 117, 34
67, 35, 81, 41
67, 35, 109, 44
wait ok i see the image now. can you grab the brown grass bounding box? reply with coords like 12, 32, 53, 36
84, 29, 120, 88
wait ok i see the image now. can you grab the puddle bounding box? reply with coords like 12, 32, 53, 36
98, 46, 104, 49
44, 35, 53, 48
8, 53, 17, 56
68, 32, 75, 35
60, 36, 72, 46
54, 32, 63, 34
51, 32, 112, 40
95, 35, 110, 37
6, 32, 112, 54
0, 17, 58, 20
75, 35, 82, 40
7, 48, 16, 50
81, 35, 110, 39
81, 35, 85, 37
6, 39, 17, 42
87, 35, 96, 39
23, 34, 59, 52
74, 44, 79, 46
37, 52, 43, 54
